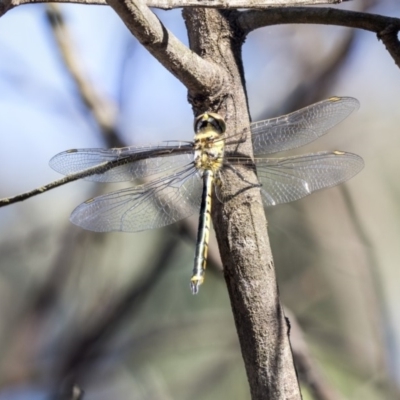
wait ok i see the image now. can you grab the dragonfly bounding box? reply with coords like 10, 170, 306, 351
0, 96, 364, 294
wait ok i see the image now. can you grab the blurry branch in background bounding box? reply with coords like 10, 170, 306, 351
285, 308, 343, 400
46, 4, 121, 147
115, 31, 138, 110
262, 27, 355, 119
269, 2, 399, 395
52, 233, 179, 399
0, 0, 346, 16
43, 7, 223, 395
0, 4, 125, 206
273, 1, 395, 392
181, 218, 342, 400
252, 3, 399, 393
277, 2, 382, 108
339, 185, 400, 399
70, 385, 84, 400
31, 229, 87, 316
264, 0, 380, 116
238, 8, 400, 69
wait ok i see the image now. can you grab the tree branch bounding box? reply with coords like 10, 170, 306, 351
181, 7, 301, 399
105, 0, 227, 98
238, 7, 400, 68
0, 0, 346, 16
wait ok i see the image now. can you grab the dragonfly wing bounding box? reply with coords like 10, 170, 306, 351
70, 165, 202, 232
49, 144, 193, 182
251, 97, 359, 155
256, 151, 364, 206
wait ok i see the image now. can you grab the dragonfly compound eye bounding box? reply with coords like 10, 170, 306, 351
194, 112, 226, 134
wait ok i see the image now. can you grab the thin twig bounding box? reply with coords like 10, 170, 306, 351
1, 0, 347, 15
238, 8, 400, 69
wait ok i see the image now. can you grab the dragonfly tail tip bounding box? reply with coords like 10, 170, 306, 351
190, 281, 200, 295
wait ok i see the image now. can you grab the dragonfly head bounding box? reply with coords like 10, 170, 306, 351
194, 112, 226, 135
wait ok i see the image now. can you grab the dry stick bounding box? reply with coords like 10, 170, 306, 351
0, 0, 347, 16
238, 8, 400, 69
0, 146, 186, 207
0, 167, 112, 207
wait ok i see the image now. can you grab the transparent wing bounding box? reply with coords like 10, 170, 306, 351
49, 143, 194, 182
251, 97, 359, 155
70, 165, 202, 232
255, 151, 364, 206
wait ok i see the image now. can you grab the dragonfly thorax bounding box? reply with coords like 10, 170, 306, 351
193, 113, 226, 173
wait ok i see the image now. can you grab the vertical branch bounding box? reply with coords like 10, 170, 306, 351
183, 8, 301, 399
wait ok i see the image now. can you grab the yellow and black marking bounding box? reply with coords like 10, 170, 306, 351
191, 169, 214, 294
190, 112, 226, 294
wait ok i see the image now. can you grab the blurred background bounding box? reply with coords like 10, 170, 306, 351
0, 0, 400, 399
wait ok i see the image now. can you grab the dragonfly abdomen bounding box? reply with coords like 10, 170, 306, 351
191, 169, 214, 295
